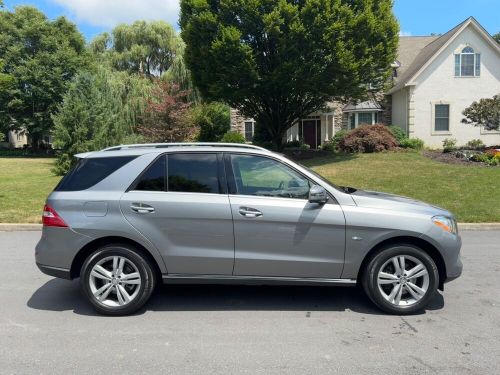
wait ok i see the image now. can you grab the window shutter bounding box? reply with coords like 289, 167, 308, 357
454, 54, 460, 76
475, 54, 481, 76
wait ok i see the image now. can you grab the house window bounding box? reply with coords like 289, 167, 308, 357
348, 112, 379, 129
455, 46, 480, 77
244, 121, 254, 142
357, 112, 373, 125
435, 104, 450, 132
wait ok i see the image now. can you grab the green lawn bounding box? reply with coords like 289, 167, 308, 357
0, 158, 61, 223
301, 152, 500, 223
0, 152, 499, 223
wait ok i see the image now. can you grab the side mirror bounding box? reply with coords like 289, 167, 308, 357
308, 185, 329, 204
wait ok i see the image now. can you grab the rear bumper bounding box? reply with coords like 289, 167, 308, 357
36, 263, 72, 280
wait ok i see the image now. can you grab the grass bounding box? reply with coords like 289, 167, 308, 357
0, 152, 499, 223
301, 151, 500, 223
0, 158, 61, 223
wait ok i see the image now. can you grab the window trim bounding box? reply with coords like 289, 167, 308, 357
244, 121, 255, 142
454, 45, 480, 77
431, 102, 452, 135
224, 152, 336, 204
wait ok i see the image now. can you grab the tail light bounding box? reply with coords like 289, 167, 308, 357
42, 205, 68, 228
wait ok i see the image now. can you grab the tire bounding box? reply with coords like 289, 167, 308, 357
362, 244, 439, 315
80, 244, 156, 316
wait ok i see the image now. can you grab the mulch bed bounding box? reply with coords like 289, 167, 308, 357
423, 150, 489, 167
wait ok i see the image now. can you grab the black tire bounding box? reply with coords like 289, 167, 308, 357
362, 244, 439, 315
80, 244, 156, 316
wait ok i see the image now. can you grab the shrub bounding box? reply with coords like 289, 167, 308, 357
465, 139, 484, 150
221, 131, 246, 143
388, 126, 407, 143
283, 140, 302, 149
299, 143, 310, 150
321, 141, 335, 152
330, 129, 347, 151
442, 138, 457, 153
0, 133, 5, 143
337, 124, 398, 153
192, 102, 230, 142
399, 137, 425, 150
471, 153, 489, 163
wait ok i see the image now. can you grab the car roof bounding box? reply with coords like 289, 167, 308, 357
75, 143, 274, 159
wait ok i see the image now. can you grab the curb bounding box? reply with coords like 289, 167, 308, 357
1, 223, 500, 232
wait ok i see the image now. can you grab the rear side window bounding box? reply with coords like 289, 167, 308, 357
168, 153, 219, 194
134, 156, 166, 192
55, 156, 137, 191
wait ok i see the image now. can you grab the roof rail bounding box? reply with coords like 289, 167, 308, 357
102, 142, 268, 152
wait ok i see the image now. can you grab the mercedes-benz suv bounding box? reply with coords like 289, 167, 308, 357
36, 143, 462, 315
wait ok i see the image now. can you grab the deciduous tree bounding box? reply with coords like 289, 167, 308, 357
462, 94, 500, 131
180, 0, 399, 149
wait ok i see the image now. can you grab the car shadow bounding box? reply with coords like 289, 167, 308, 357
27, 278, 445, 317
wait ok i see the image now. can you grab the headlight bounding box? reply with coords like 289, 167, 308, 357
432, 215, 457, 234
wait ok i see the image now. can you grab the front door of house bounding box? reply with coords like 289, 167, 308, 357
302, 119, 319, 149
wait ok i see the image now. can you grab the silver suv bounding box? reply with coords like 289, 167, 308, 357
36, 143, 462, 316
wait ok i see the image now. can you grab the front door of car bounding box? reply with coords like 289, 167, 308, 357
226, 153, 346, 279
120, 152, 234, 275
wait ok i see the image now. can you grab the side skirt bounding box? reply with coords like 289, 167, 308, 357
162, 274, 357, 286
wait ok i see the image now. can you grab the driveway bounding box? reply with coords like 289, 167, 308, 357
0, 231, 499, 374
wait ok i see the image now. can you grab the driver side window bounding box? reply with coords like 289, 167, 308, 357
229, 154, 310, 199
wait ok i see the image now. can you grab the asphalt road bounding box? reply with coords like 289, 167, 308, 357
0, 231, 499, 375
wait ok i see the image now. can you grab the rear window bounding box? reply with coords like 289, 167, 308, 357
55, 156, 137, 191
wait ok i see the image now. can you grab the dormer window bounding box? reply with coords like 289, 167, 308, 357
454, 46, 480, 77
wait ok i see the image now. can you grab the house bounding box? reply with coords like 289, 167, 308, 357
3, 128, 53, 149
230, 17, 500, 148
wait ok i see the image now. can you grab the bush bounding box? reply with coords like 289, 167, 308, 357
321, 141, 335, 152
465, 139, 484, 150
442, 138, 457, 153
299, 143, 310, 150
331, 130, 347, 151
192, 102, 230, 142
388, 126, 407, 143
221, 131, 246, 143
337, 124, 398, 153
283, 140, 302, 149
0, 133, 5, 143
399, 137, 425, 150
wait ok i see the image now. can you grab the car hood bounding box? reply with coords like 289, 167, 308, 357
349, 189, 452, 217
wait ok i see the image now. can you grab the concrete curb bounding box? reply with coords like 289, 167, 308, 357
1, 223, 500, 232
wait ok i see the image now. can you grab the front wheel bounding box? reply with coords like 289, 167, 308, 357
80, 244, 156, 316
362, 245, 439, 315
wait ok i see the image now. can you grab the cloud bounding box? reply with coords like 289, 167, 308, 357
50, 0, 180, 28
399, 31, 412, 37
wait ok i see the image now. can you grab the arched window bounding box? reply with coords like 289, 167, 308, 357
455, 46, 480, 77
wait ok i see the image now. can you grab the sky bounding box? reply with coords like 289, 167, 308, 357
2, 0, 499, 41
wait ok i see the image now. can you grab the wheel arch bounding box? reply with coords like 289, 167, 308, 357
70, 236, 162, 281
357, 236, 446, 290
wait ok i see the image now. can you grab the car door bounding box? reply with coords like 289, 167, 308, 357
226, 153, 346, 279
120, 152, 234, 275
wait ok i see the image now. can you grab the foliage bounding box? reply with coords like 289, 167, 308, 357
461, 94, 500, 131
180, 0, 399, 149
0, 6, 89, 145
399, 138, 425, 150
337, 124, 398, 153
442, 138, 457, 153
283, 140, 303, 149
0, 132, 5, 142
221, 131, 246, 144
388, 126, 407, 143
191, 102, 230, 142
470, 149, 500, 166
465, 139, 485, 150
320, 141, 335, 152
137, 81, 196, 143
331, 130, 348, 151
52, 68, 151, 174
493, 32, 500, 44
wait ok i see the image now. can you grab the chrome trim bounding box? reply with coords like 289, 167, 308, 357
102, 143, 268, 152
162, 274, 357, 285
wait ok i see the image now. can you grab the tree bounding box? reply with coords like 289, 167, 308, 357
462, 94, 500, 131
0, 6, 89, 147
137, 81, 196, 143
180, 0, 398, 149
493, 32, 500, 44
52, 67, 152, 174
191, 102, 230, 142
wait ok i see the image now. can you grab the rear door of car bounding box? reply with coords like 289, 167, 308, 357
120, 152, 234, 275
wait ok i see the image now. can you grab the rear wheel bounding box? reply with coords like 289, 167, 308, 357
80, 244, 156, 316
362, 244, 439, 315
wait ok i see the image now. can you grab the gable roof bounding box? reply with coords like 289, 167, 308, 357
387, 17, 500, 94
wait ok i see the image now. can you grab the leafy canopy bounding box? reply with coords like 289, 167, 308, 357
462, 94, 500, 131
180, 0, 398, 148
192, 102, 230, 142
0, 6, 88, 142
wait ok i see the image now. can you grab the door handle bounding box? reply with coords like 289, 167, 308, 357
130, 203, 155, 214
239, 207, 262, 218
